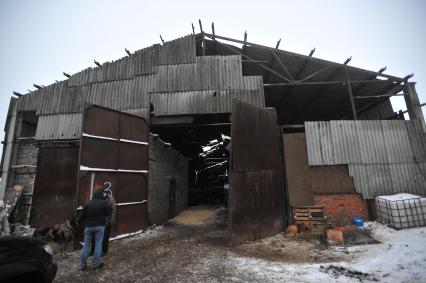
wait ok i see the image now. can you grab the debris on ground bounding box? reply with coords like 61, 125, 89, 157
325, 226, 380, 246
171, 205, 220, 225
10, 223, 34, 237
320, 265, 378, 282
53, 207, 426, 282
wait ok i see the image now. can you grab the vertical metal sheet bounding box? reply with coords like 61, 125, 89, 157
158, 35, 196, 65
30, 147, 79, 228
77, 105, 149, 236
35, 113, 82, 140
229, 100, 285, 244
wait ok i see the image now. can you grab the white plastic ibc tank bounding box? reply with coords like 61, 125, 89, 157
376, 193, 426, 229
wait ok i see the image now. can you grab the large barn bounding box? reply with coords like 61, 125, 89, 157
1, 29, 425, 243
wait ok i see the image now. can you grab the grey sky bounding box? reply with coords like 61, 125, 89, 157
1, 0, 425, 158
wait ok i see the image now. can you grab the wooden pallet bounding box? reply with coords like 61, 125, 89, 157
293, 206, 327, 235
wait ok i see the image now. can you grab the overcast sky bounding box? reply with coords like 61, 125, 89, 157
1, 0, 425, 158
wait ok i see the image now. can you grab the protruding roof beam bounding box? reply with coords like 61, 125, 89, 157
125, 48, 132, 56
212, 38, 291, 82
191, 23, 195, 35
159, 35, 165, 45
242, 31, 248, 54
33, 84, 42, 90
404, 73, 414, 81
264, 38, 285, 82
340, 83, 404, 119
199, 19, 205, 56
294, 57, 352, 121
211, 22, 217, 54
272, 50, 295, 81
12, 91, 23, 97
63, 72, 71, 78
94, 60, 101, 67
295, 48, 316, 79
275, 38, 281, 49
352, 66, 387, 94
279, 47, 316, 103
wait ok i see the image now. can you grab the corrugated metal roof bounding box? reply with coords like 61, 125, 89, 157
305, 120, 426, 198
35, 113, 82, 140
150, 88, 264, 116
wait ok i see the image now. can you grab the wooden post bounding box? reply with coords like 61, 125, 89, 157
344, 66, 358, 120
404, 82, 426, 131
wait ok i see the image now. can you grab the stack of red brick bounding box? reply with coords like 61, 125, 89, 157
314, 194, 368, 226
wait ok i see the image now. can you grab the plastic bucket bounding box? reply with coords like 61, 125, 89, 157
353, 217, 364, 228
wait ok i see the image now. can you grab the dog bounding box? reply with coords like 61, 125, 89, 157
33, 217, 79, 254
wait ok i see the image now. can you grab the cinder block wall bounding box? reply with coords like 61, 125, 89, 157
9, 140, 38, 224
148, 136, 188, 225
314, 194, 368, 226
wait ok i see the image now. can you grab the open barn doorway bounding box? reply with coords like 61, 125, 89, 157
150, 113, 231, 209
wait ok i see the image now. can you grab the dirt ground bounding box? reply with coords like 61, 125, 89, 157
53, 206, 347, 282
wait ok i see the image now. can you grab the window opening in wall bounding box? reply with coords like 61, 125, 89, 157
17, 111, 38, 138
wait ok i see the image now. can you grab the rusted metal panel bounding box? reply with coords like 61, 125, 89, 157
231, 102, 281, 171
119, 113, 149, 142
80, 137, 119, 169
115, 204, 147, 234
77, 105, 149, 236
118, 142, 148, 170
82, 105, 120, 139
229, 100, 285, 244
117, 174, 147, 203
30, 147, 79, 228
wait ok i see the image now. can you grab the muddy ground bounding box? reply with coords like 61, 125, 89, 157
54, 206, 346, 282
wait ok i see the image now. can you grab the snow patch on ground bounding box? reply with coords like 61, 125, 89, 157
220, 222, 426, 282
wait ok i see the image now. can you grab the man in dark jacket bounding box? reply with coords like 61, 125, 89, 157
79, 188, 109, 270
102, 188, 116, 255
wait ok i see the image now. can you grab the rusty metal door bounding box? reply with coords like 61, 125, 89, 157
229, 100, 286, 244
77, 104, 149, 236
31, 146, 79, 228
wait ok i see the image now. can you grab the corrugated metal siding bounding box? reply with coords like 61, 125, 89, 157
67, 36, 195, 87
349, 163, 426, 199
150, 88, 265, 116
158, 35, 196, 65
358, 99, 395, 120
155, 56, 249, 92
305, 120, 426, 198
68, 45, 161, 87
121, 108, 150, 119
81, 77, 150, 110
35, 113, 82, 140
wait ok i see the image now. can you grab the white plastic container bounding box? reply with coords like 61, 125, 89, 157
376, 193, 426, 229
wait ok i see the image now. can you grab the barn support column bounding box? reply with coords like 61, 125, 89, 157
0, 99, 18, 199
404, 82, 426, 132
